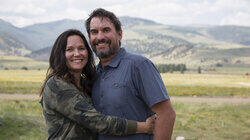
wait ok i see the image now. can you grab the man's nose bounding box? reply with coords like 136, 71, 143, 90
96, 32, 105, 40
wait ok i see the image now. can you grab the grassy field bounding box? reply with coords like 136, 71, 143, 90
162, 73, 250, 97
0, 69, 249, 139
0, 70, 46, 94
0, 99, 249, 140
0, 70, 249, 97
172, 101, 250, 140
0, 99, 45, 140
0, 56, 48, 70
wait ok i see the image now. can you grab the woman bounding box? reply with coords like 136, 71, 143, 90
39, 29, 154, 140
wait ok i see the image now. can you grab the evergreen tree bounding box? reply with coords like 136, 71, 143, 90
198, 66, 201, 74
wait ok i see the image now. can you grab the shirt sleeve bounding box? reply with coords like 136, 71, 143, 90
42, 77, 137, 136
133, 59, 169, 108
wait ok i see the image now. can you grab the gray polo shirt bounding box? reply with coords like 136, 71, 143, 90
92, 48, 169, 140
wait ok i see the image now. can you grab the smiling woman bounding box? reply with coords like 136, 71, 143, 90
65, 35, 88, 76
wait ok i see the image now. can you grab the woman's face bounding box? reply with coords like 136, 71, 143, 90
65, 35, 88, 73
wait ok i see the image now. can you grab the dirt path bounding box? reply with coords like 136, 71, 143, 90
171, 96, 250, 104
0, 94, 249, 104
0, 94, 40, 100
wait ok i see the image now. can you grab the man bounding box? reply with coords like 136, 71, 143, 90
85, 8, 176, 140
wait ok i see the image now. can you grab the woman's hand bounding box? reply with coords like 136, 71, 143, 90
145, 114, 156, 134
136, 114, 156, 134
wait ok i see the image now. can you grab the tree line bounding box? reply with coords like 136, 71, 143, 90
155, 64, 187, 73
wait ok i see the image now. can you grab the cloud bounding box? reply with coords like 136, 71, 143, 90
220, 12, 250, 26
104, 1, 187, 24
14, 4, 46, 15
212, 0, 250, 12
0, 16, 34, 27
65, 8, 88, 19
0, 0, 249, 27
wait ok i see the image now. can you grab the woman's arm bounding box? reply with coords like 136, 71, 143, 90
42, 77, 153, 135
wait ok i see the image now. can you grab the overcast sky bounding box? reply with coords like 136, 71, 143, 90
0, 0, 249, 27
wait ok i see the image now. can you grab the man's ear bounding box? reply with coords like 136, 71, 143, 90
118, 29, 122, 40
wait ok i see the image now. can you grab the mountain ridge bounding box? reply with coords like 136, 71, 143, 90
0, 17, 250, 67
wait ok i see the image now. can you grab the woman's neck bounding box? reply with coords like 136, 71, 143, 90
71, 72, 81, 88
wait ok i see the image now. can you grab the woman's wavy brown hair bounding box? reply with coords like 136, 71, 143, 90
39, 29, 96, 96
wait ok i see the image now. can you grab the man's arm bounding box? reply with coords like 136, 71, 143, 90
151, 100, 176, 140
132, 59, 176, 139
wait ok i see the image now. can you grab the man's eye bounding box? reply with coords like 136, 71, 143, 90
90, 30, 98, 35
104, 28, 110, 32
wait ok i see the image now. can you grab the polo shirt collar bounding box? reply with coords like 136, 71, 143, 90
96, 48, 126, 71
108, 48, 126, 68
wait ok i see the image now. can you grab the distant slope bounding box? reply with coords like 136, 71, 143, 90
158, 25, 250, 47
205, 25, 250, 45
122, 25, 250, 67
0, 33, 30, 56
0, 20, 31, 55
120, 16, 160, 28
1, 18, 250, 67
22, 19, 86, 50
26, 47, 51, 61
0, 19, 36, 51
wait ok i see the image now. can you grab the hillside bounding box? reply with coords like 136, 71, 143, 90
123, 25, 250, 67
22, 19, 86, 50
0, 33, 30, 56
0, 19, 37, 51
205, 26, 250, 45
0, 17, 250, 67
26, 47, 51, 61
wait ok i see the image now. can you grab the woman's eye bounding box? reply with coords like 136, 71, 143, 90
66, 48, 73, 51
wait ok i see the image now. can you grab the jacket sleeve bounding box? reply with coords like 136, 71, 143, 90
42, 77, 137, 136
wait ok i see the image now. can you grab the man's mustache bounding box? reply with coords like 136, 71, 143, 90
93, 39, 111, 46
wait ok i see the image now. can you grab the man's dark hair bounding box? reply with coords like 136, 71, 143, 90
85, 8, 122, 36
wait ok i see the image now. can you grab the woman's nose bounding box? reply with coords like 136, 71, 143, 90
73, 50, 80, 56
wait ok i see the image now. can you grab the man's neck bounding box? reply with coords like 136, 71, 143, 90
100, 54, 116, 68
100, 48, 121, 68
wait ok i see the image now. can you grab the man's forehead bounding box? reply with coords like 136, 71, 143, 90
90, 17, 113, 27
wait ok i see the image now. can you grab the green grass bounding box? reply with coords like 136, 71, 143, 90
207, 67, 250, 75
162, 73, 250, 97
0, 56, 48, 70
0, 99, 45, 140
0, 70, 249, 97
167, 85, 249, 97
161, 73, 250, 87
172, 101, 250, 140
0, 99, 249, 140
0, 81, 42, 94
0, 70, 45, 94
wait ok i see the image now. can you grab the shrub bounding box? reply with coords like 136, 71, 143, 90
216, 63, 223, 67
21, 66, 28, 70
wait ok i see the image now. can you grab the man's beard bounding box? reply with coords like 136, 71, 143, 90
93, 39, 117, 58
95, 45, 115, 58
